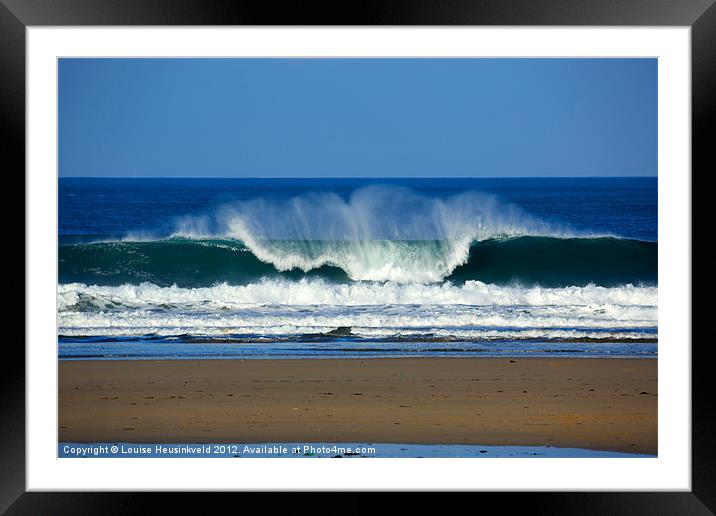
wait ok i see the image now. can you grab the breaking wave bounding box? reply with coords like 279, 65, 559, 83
59, 186, 656, 286
59, 235, 656, 287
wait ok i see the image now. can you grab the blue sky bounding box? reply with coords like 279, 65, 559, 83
59, 58, 657, 178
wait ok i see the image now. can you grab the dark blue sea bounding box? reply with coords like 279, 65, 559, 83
58, 177, 657, 360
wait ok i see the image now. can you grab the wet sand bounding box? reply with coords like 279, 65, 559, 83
59, 358, 657, 454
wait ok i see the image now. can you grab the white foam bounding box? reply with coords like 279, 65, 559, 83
58, 279, 657, 310
58, 308, 657, 332
58, 280, 657, 339
58, 321, 653, 341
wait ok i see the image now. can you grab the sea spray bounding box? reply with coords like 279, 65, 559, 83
170, 186, 579, 283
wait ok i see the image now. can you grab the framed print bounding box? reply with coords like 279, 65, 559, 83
5, 0, 713, 511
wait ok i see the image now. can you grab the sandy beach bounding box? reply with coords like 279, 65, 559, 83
59, 357, 657, 454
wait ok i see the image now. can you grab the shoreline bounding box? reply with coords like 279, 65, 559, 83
59, 357, 657, 455
59, 354, 658, 361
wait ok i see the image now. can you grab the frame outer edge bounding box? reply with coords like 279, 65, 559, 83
6, 0, 711, 510
0, 0, 27, 514
691, 1, 716, 513
0, 0, 714, 26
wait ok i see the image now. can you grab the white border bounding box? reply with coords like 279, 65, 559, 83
27, 27, 691, 491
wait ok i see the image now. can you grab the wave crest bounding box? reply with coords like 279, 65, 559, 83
59, 236, 657, 288
171, 186, 579, 282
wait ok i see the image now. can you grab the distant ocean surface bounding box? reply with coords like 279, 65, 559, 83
58, 177, 657, 360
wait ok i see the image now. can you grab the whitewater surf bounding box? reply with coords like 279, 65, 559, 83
58, 178, 658, 359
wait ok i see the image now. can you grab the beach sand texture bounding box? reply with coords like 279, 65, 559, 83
59, 357, 657, 454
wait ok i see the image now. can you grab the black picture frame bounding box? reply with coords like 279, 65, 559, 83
4, 0, 712, 512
